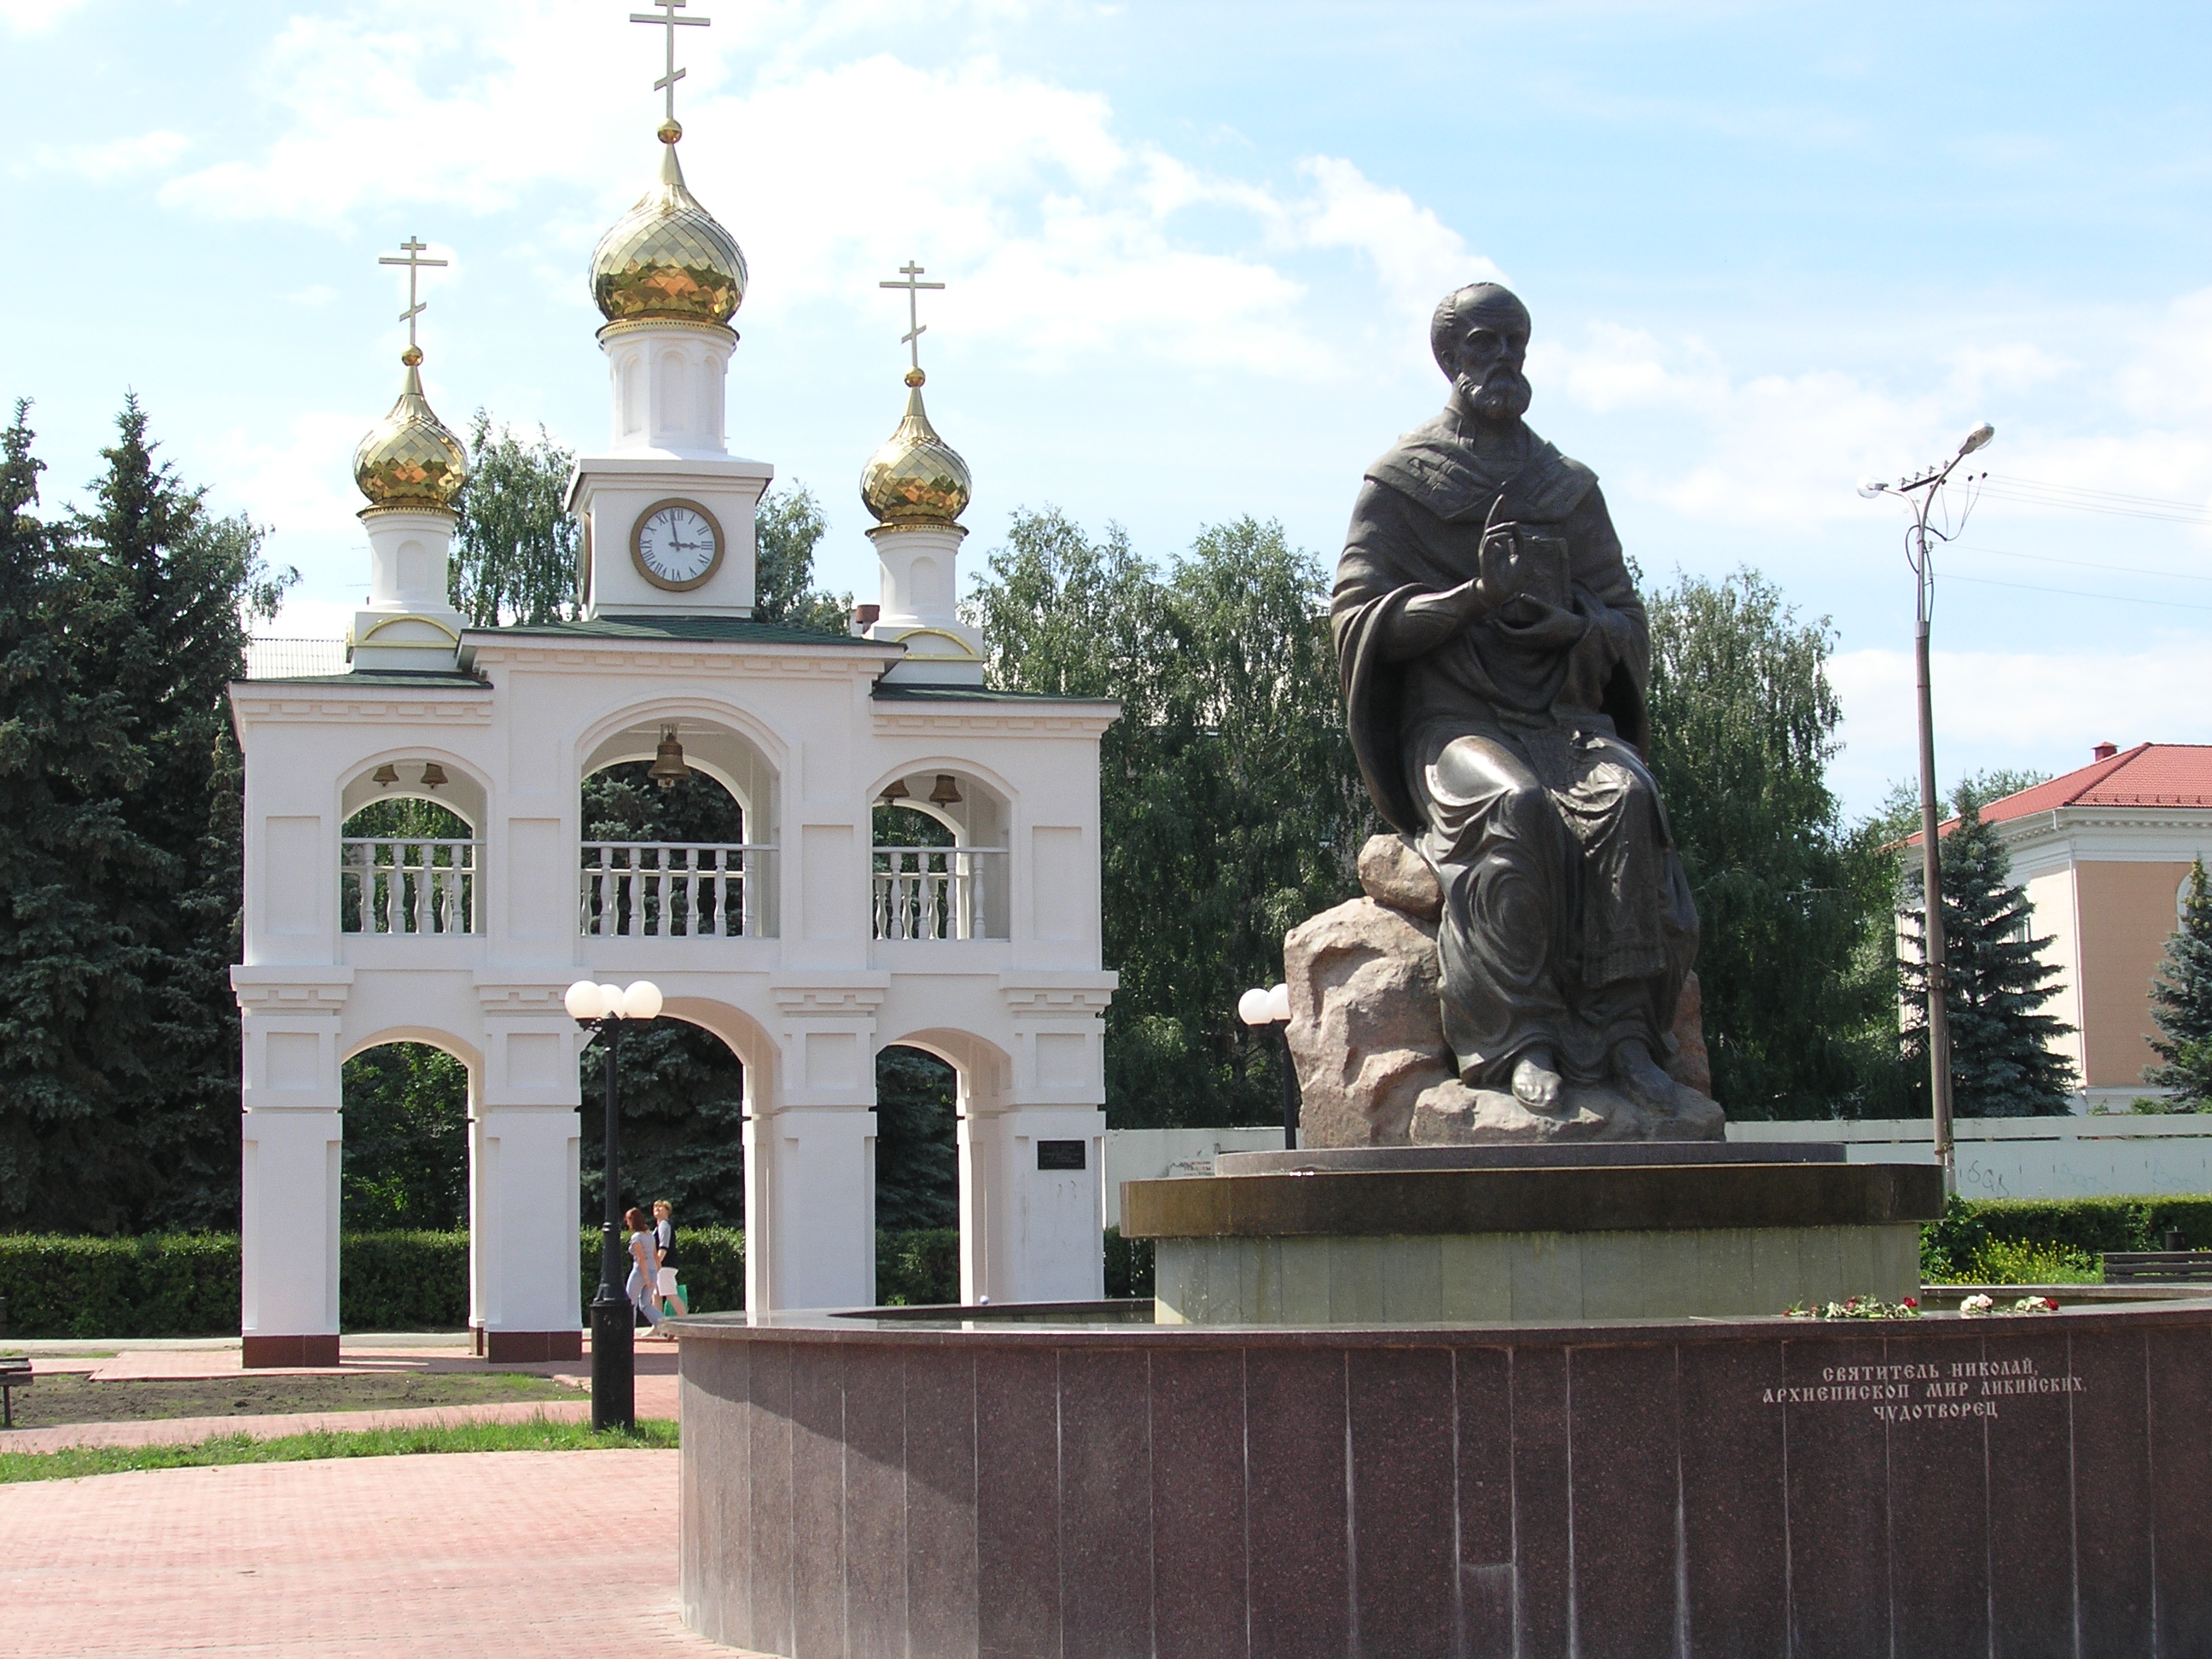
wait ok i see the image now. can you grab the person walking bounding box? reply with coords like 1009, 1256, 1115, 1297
625, 1208, 671, 1341
652, 1200, 688, 1318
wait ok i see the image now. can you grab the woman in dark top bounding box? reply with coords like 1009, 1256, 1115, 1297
652, 1199, 688, 1317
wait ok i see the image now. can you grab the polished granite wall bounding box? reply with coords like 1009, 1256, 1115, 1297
678, 1306, 2212, 1659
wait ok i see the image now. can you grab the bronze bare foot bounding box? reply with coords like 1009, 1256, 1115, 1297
1512, 1046, 1563, 1111
1613, 1039, 1679, 1113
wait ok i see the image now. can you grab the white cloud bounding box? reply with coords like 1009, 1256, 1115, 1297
0, 0, 84, 32
1828, 644, 2212, 813
18, 130, 187, 181
1285, 155, 1499, 320
147, 6, 1481, 379
180, 410, 377, 591
1537, 302, 2212, 538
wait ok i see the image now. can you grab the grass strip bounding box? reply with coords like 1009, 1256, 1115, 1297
0, 1413, 678, 1483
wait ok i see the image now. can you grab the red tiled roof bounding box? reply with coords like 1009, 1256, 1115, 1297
1907, 743, 2212, 843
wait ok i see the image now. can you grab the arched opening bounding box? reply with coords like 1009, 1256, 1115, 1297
874, 1044, 959, 1304
577, 1010, 748, 1320
339, 1037, 471, 1331
581, 718, 780, 937
341, 760, 484, 935
871, 767, 1010, 940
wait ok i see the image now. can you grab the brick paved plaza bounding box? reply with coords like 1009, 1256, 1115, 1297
0, 1448, 737, 1656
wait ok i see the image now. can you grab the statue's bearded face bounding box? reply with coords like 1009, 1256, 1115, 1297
1447, 304, 1533, 426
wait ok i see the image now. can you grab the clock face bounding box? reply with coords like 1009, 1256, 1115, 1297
631, 499, 724, 591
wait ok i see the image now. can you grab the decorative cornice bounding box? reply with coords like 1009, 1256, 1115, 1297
229, 692, 491, 725
999, 971, 1118, 1016
771, 973, 891, 1017
232, 965, 355, 1015
474, 979, 576, 1016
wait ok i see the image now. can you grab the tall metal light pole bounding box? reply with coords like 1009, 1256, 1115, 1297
567, 977, 664, 1430
1859, 422, 1994, 1194
1238, 983, 1299, 1148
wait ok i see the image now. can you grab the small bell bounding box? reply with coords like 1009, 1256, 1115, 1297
929, 773, 963, 806
879, 777, 911, 805
420, 762, 448, 790
649, 726, 690, 790
371, 763, 399, 789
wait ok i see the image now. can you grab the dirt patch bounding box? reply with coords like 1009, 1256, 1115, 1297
3, 1369, 576, 1429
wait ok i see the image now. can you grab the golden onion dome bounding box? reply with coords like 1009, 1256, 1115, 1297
352, 352, 467, 510
590, 136, 747, 327
860, 372, 972, 527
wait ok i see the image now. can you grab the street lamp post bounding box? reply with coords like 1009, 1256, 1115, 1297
1859, 422, 1994, 1195
1237, 982, 1299, 1149
566, 977, 664, 1430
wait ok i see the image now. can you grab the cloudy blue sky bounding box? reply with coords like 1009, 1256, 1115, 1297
5, 0, 2211, 817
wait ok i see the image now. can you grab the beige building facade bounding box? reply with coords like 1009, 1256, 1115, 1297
1955, 744, 2212, 1111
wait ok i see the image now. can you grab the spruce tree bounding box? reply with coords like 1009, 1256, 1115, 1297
0, 405, 166, 1230
1900, 795, 2077, 1116
2145, 857, 2212, 1108
64, 399, 291, 1228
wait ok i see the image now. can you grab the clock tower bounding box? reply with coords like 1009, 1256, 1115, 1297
567, 123, 770, 619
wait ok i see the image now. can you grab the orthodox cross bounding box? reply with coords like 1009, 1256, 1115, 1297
378, 236, 447, 354
881, 260, 946, 377
630, 0, 710, 128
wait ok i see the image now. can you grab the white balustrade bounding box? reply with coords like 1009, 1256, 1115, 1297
580, 841, 770, 938
341, 838, 481, 935
872, 846, 1006, 941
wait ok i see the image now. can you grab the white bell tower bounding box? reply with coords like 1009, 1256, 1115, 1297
349, 237, 470, 672
568, 127, 771, 619
857, 261, 986, 685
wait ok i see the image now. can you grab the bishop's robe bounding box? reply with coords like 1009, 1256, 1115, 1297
1332, 408, 1697, 1089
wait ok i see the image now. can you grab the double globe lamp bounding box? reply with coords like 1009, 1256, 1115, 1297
1237, 982, 1300, 1149
566, 977, 664, 1429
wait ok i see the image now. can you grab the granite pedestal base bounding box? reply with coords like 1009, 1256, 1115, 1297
674, 1298, 2212, 1659
1124, 1144, 1945, 1324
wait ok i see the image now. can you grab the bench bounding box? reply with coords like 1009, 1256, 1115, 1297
0, 1355, 28, 1429
2103, 1250, 2212, 1285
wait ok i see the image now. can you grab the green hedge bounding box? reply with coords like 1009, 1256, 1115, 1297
877, 1228, 960, 1305
0, 1233, 238, 1340
1921, 1194, 2212, 1280
1104, 1227, 1155, 1300
0, 1226, 956, 1338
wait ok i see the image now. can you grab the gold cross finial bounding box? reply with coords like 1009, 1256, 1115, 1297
377, 236, 448, 362
630, 0, 711, 137
880, 259, 946, 382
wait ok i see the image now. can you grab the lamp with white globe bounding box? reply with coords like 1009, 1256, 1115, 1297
1237, 980, 1301, 1149
566, 976, 664, 1430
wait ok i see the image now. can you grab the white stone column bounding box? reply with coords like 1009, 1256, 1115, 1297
472, 981, 587, 1360
233, 969, 353, 1366
749, 976, 887, 1311
964, 975, 1118, 1304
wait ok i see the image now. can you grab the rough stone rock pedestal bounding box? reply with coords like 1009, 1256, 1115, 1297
1284, 834, 1723, 1145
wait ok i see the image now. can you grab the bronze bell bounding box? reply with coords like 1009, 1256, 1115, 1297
371, 763, 399, 789
929, 773, 963, 806
649, 727, 690, 790
419, 762, 448, 790
879, 777, 911, 805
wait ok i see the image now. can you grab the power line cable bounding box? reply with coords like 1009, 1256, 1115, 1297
1953, 540, 2212, 586
1976, 473, 2212, 526
1941, 571, 2212, 612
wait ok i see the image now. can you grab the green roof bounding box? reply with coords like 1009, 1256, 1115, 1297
872, 684, 1119, 707
236, 670, 489, 689
469, 614, 888, 648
